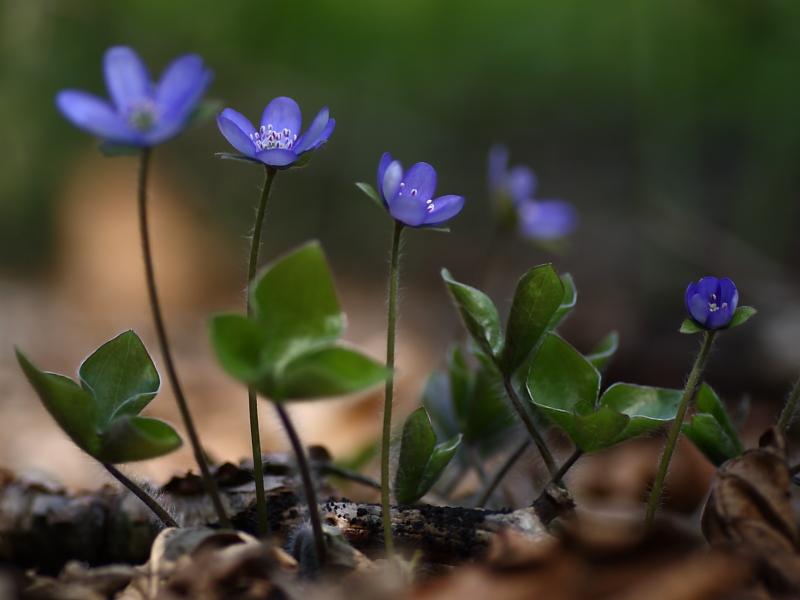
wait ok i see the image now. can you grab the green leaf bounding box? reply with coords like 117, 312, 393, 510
78, 330, 160, 429
586, 331, 619, 372
681, 414, 741, 466
695, 384, 744, 454
97, 141, 141, 157
16, 349, 100, 456
208, 313, 269, 383
422, 371, 459, 442
215, 152, 264, 165
680, 318, 705, 334
356, 182, 385, 210
465, 362, 516, 454
596, 383, 682, 447
187, 99, 224, 128
289, 149, 315, 169
441, 269, 503, 360
573, 406, 629, 453
500, 264, 565, 375
528, 333, 601, 441
547, 273, 576, 331
729, 306, 756, 328
97, 416, 182, 463
447, 346, 472, 425
275, 345, 388, 401
252, 241, 345, 363
417, 434, 462, 500
394, 408, 437, 505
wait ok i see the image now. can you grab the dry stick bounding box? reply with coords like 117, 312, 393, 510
103, 463, 178, 528
381, 220, 405, 568
137, 149, 231, 529
246, 166, 278, 537
274, 403, 326, 568
644, 330, 716, 530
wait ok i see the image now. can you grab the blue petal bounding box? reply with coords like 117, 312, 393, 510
56, 90, 141, 144
390, 193, 428, 227
381, 160, 403, 205
260, 97, 302, 137
685, 282, 697, 314
400, 162, 437, 203
422, 195, 465, 225
216, 114, 257, 158
517, 200, 578, 240
293, 107, 329, 153
508, 166, 537, 203
103, 46, 152, 113
718, 278, 739, 311
155, 54, 212, 118
312, 118, 335, 148
378, 153, 393, 198
689, 294, 709, 325
706, 305, 734, 329
488, 143, 509, 194
219, 108, 256, 135
255, 148, 298, 167
696, 277, 720, 300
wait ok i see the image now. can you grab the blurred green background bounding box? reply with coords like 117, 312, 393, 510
3, 0, 800, 406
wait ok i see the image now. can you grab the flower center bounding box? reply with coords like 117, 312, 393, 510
128, 98, 160, 131
398, 183, 434, 211
707, 294, 728, 313
251, 124, 297, 152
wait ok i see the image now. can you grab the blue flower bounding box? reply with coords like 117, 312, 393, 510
216, 97, 334, 168
56, 46, 213, 147
488, 144, 578, 241
377, 153, 465, 227
685, 277, 738, 330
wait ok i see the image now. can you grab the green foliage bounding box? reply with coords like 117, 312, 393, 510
394, 407, 462, 505
529, 333, 681, 453
209, 241, 388, 401
586, 331, 619, 372
16, 331, 182, 463
682, 384, 744, 466
441, 269, 503, 360
356, 182, 385, 210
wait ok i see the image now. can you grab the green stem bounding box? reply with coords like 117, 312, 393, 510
475, 439, 530, 508
547, 448, 583, 488
381, 220, 404, 567
137, 149, 231, 529
246, 166, 278, 537
778, 373, 800, 432
502, 376, 558, 477
645, 330, 716, 529
274, 403, 326, 569
104, 463, 178, 528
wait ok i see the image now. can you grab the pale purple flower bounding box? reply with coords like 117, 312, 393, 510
56, 46, 212, 147
685, 277, 738, 330
377, 153, 465, 227
216, 97, 334, 168
488, 143, 578, 241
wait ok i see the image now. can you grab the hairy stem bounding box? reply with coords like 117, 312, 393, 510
381, 220, 405, 567
274, 403, 326, 569
645, 330, 716, 529
547, 448, 583, 488
247, 166, 278, 537
137, 149, 231, 529
778, 373, 800, 432
475, 439, 531, 508
502, 377, 558, 477
104, 463, 178, 528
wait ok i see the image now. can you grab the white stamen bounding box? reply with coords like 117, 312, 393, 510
427, 203, 435, 212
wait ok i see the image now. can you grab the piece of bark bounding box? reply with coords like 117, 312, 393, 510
0, 459, 553, 574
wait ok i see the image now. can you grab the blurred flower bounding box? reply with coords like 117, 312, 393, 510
56, 46, 213, 147
377, 153, 465, 227
685, 277, 738, 329
488, 143, 578, 241
216, 97, 334, 168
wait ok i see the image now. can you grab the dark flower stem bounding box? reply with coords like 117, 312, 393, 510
381, 220, 405, 567
475, 439, 530, 508
247, 166, 278, 537
547, 448, 583, 487
778, 374, 800, 431
645, 330, 717, 530
274, 403, 326, 569
502, 376, 558, 477
137, 149, 231, 529
104, 463, 178, 528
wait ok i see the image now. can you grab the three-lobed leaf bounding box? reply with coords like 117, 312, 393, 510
595, 383, 681, 449
500, 265, 565, 375
586, 331, 619, 372
682, 383, 743, 466
98, 416, 182, 463
441, 269, 503, 360
546, 273, 576, 332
